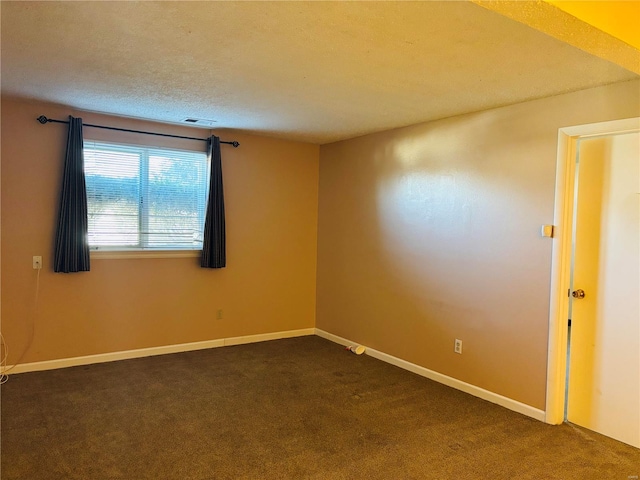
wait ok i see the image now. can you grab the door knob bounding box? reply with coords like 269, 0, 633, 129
572, 289, 585, 299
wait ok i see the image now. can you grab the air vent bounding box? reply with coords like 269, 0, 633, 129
181, 118, 217, 127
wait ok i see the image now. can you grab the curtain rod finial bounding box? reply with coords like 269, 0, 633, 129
37, 115, 49, 124
231, 141, 240, 148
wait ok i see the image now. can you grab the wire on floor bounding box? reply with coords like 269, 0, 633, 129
0, 333, 8, 384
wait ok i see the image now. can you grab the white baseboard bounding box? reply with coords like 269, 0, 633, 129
4, 328, 316, 375
4, 326, 546, 422
223, 328, 315, 346
314, 328, 546, 422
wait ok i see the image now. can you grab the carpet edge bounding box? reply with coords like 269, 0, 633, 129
314, 328, 546, 423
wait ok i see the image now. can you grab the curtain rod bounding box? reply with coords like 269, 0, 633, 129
37, 116, 240, 148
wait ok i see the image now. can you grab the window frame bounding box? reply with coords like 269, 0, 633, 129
83, 139, 210, 257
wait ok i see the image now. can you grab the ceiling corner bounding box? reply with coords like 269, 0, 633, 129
472, 0, 640, 75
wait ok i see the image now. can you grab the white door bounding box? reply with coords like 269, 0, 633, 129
567, 132, 640, 448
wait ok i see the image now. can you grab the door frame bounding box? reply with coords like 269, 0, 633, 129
545, 117, 640, 425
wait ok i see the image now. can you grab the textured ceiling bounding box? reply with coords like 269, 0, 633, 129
1, 1, 638, 144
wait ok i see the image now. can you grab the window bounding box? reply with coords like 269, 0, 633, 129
84, 141, 209, 251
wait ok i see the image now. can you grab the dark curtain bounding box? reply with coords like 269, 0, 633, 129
201, 135, 226, 268
54, 116, 90, 273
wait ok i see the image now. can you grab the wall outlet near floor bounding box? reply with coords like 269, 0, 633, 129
33, 256, 43, 270
454, 339, 463, 354
216, 309, 223, 320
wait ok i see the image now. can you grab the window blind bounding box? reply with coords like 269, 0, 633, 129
84, 141, 209, 250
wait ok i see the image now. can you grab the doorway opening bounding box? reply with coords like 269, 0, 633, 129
546, 118, 640, 449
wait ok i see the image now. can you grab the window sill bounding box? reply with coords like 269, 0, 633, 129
90, 249, 201, 260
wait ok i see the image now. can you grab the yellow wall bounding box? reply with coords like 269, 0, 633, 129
1, 97, 319, 364
547, 1, 640, 49
316, 79, 640, 410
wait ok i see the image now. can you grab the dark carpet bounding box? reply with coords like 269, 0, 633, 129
1, 336, 638, 479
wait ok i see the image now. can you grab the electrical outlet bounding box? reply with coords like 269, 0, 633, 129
454, 339, 463, 354
33, 256, 43, 270
216, 309, 223, 320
